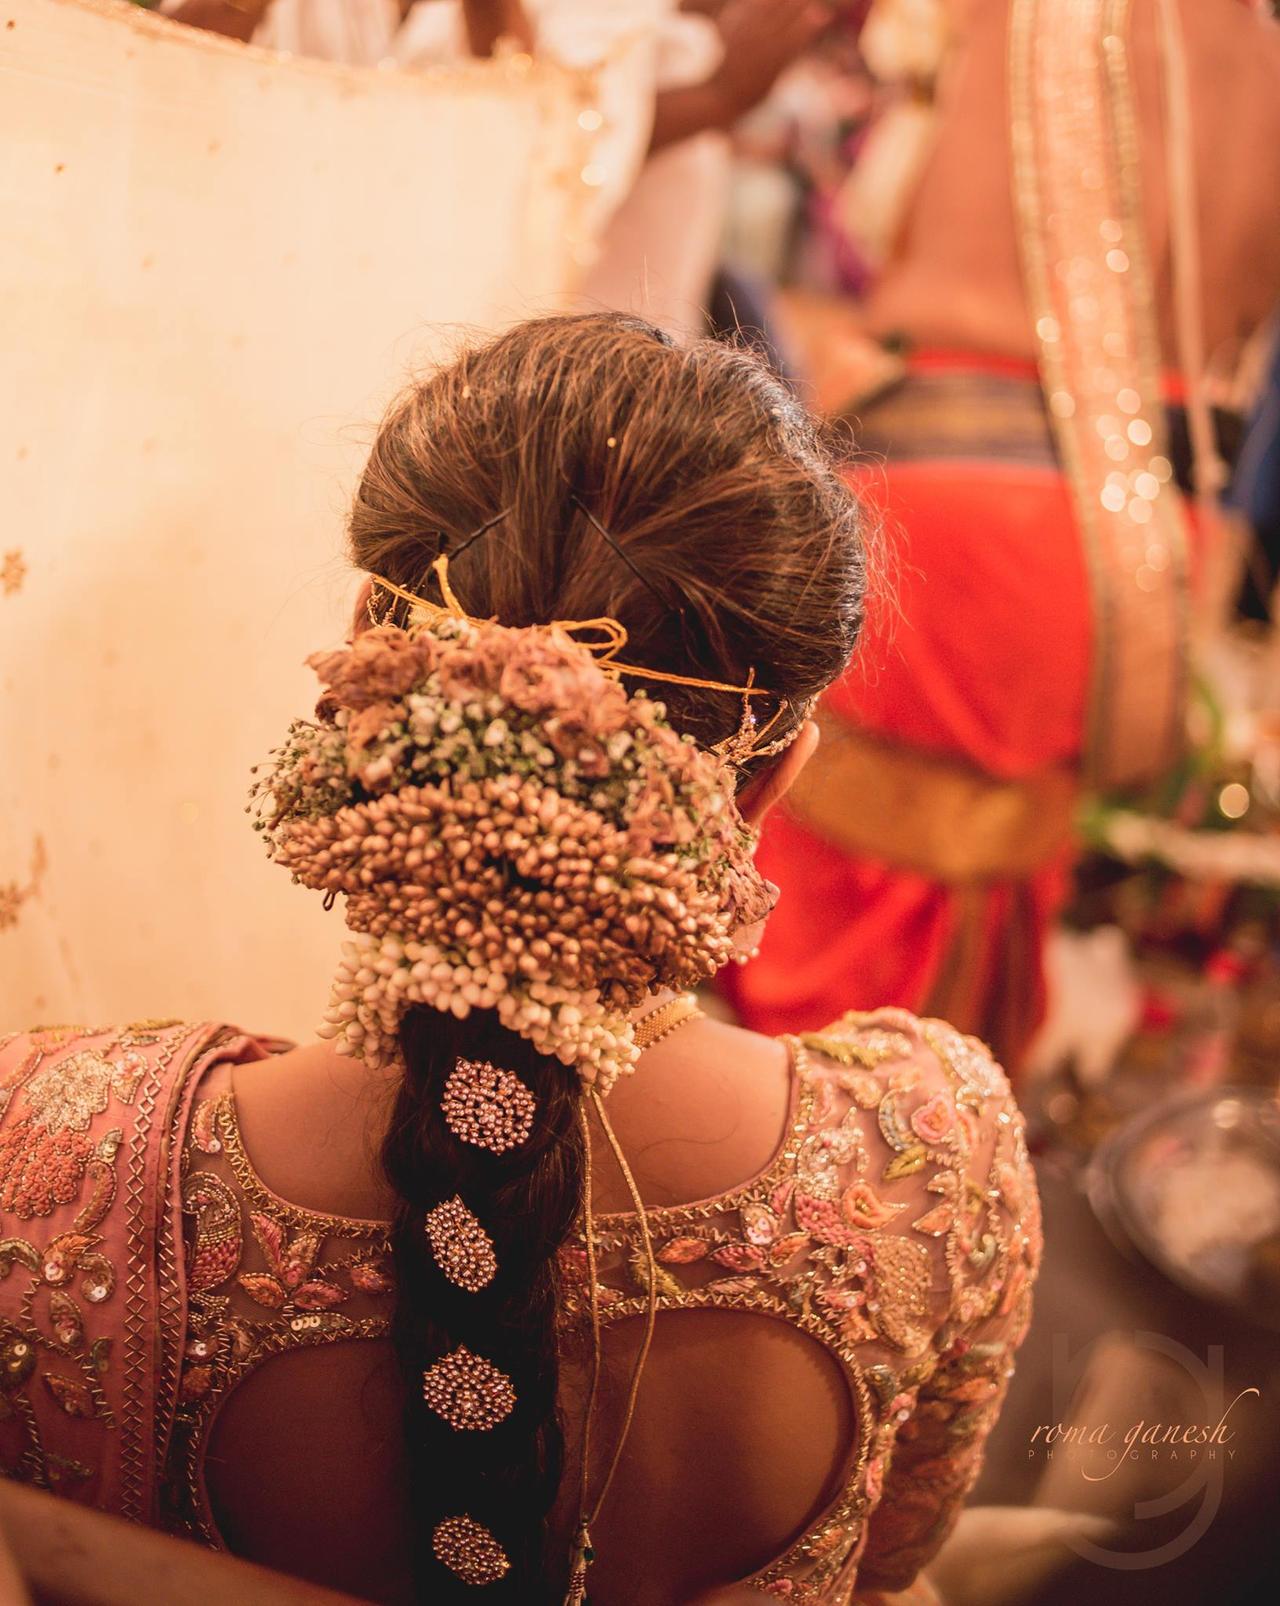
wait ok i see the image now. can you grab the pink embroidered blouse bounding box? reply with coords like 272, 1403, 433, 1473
0, 1010, 1039, 1603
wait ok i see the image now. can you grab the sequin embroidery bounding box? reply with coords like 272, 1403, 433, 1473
571, 1009, 1040, 1602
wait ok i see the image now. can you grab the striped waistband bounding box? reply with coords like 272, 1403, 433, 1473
846, 367, 1057, 467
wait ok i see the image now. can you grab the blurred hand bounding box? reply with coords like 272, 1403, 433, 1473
462, 0, 534, 57
712, 0, 833, 121
167, 0, 271, 45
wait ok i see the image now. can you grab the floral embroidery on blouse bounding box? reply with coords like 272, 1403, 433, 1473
167, 1091, 393, 1542
1, 1012, 1038, 1604
562, 1008, 1041, 1603
0, 1020, 189, 1497
0, 1028, 149, 1221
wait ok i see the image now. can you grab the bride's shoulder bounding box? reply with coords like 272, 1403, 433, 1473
596, 1014, 794, 1211
789, 1006, 1039, 1246
0, 1019, 224, 1084
793, 1006, 1016, 1111
790, 1007, 1031, 1182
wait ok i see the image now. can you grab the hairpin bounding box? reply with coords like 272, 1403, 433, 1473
422, 1345, 517, 1431
568, 494, 689, 631
433, 1515, 511, 1586
426, 1195, 498, 1292
450, 507, 511, 560
369, 513, 513, 629
442, 1058, 537, 1154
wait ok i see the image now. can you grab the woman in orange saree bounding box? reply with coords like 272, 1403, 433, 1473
723, 0, 1280, 1070
724, 351, 1086, 1060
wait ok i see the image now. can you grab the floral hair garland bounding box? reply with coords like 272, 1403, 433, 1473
251, 615, 772, 1091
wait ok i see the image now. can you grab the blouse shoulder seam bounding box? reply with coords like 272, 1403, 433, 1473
209, 1089, 389, 1242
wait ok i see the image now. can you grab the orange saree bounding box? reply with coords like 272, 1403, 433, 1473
722, 354, 1086, 1065
726, 0, 1209, 1069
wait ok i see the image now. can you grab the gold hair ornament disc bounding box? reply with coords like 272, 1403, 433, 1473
442, 1057, 536, 1154
426, 1195, 498, 1293
432, 1515, 510, 1586
422, 1345, 517, 1431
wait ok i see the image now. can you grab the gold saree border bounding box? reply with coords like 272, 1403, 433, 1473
120, 1022, 211, 1522
1008, 0, 1190, 791
785, 714, 1078, 884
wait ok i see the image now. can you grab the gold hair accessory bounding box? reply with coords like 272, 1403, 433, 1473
432, 1515, 510, 1586
422, 1345, 517, 1431
426, 1195, 498, 1293
442, 1058, 536, 1155
368, 555, 794, 760
632, 994, 703, 1052
708, 668, 788, 767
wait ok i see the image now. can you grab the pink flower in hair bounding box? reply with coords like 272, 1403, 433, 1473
309, 627, 438, 711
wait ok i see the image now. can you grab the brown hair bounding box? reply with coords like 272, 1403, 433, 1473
360, 313, 864, 1601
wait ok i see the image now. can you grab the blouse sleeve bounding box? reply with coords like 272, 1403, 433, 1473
852, 1017, 1042, 1592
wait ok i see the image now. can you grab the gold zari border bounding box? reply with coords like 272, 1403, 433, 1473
1009, 0, 1189, 791
785, 715, 1078, 883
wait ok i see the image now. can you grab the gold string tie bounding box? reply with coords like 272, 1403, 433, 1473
369, 555, 777, 704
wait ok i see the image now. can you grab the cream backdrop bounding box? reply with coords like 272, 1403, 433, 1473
0, 0, 606, 1038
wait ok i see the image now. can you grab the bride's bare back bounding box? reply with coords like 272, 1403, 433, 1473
865, 0, 1280, 373
206, 1009, 1038, 1604
209, 1020, 815, 1603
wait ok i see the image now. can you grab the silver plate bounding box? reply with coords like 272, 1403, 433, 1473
1087, 1087, 1280, 1330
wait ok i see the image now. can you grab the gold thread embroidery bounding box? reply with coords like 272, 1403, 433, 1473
169, 1084, 393, 1544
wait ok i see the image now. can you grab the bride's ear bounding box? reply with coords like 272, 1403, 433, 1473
738, 719, 820, 829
